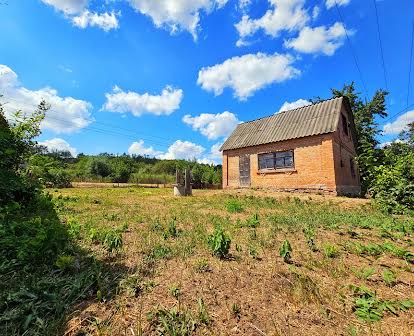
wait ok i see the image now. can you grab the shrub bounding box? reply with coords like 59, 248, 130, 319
207, 226, 231, 258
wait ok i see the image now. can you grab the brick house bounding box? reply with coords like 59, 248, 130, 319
220, 96, 361, 196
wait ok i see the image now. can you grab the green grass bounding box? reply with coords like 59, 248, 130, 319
3, 188, 413, 335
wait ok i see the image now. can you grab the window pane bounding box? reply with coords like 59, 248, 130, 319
285, 157, 293, 167
259, 153, 274, 169
275, 158, 284, 168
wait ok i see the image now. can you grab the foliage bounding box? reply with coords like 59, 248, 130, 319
226, 199, 244, 213
207, 226, 231, 258
147, 307, 196, 335
323, 243, 339, 258
279, 239, 292, 263
350, 285, 414, 322
370, 142, 414, 214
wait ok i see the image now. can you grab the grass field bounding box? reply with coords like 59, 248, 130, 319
10, 187, 414, 335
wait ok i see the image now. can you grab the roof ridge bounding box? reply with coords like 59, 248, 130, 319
239, 96, 343, 126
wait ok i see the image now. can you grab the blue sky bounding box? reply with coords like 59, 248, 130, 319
0, 0, 413, 162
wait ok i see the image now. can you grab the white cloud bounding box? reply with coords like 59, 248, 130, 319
160, 140, 205, 160
0, 64, 93, 133
39, 138, 77, 156
235, 0, 309, 46
312, 6, 320, 20
183, 111, 240, 140
128, 140, 163, 157
278, 98, 311, 112
102, 85, 183, 117
197, 52, 300, 100
383, 111, 414, 135
72, 10, 120, 31
326, 0, 351, 10
41, 0, 88, 15
284, 22, 348, 56
210, 142, 223, 159
128, 0, 228, 40
41, 0, 119, 31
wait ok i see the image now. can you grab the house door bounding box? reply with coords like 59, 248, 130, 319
239, 154, 251, 187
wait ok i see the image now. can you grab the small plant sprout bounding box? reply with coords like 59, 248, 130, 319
194, 259, 211, 273
279, 240, 292, 263
323, 243, 339, 258
207, 226, 231, 258
197, 298, 210, 325
231, 303, 241, 318
303, 226, 317, 251
382, 269, 397, 287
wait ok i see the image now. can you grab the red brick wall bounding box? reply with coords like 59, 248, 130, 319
222, 127, 361, 195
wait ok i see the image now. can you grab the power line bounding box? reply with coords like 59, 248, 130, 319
407, 20, 414, 108
378, 102, 414, 126
372, 0, 388, 90
334, 1, 369, 101
0, 96, 174, 148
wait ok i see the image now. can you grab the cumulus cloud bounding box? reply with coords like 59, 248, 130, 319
102, 85, 183, 117
183, 111, 240, 140
383, 111, 414, 135
379, 139, 404, 148
284, 22, 348, 56
72, 10, 120, 31
0, 64, 93, 133
197, 52, 300, 100
326, 0, 351, 10
39, 138, 78, 156
278, 98, 311, 112
160, 140, 205, 160
209, 142, 223, 159
128, 0, 228, 40
41, 0, 119, 31
235, 0, 309, 46
41, 0, 88, 15
128, 140, 163, 157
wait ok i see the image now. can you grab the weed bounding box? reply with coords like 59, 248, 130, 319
207, 226, 231, 258
170, 285, 181, 301
303, 226, 317, 251
55, 255, 75, 272
194, 259, 211, 273
103, 229, 123, 253
350, 285, 414, 322
279, 240, 292, 263
226, 199, 243, 213
245, 213, 260, 228
231, 303, 241, 318
382, 242, 414, 262
147, 307, 196, 335
352, 267, 376, 280
248, 245, 259, 259
323, 243, 339, 258
164, 218, 178, 239
382, 269, 397, 287
197, 298, 210, 325
149, 244, 172, 260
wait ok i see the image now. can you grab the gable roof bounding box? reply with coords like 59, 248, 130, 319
220, 96, 348, 151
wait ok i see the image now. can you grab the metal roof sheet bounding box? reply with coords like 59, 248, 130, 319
220, 97, 345, 151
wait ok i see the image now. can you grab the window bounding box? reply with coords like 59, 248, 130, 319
342, 114, 349, 136
258, 150, 294, 170
350, 158, 356, 178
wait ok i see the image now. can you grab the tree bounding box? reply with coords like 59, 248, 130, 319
89, 159, 111, 180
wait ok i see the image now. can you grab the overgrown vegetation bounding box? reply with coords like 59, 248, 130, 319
320, 83, 414, 214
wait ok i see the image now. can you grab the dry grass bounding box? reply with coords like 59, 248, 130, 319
52, 187, 413, 336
